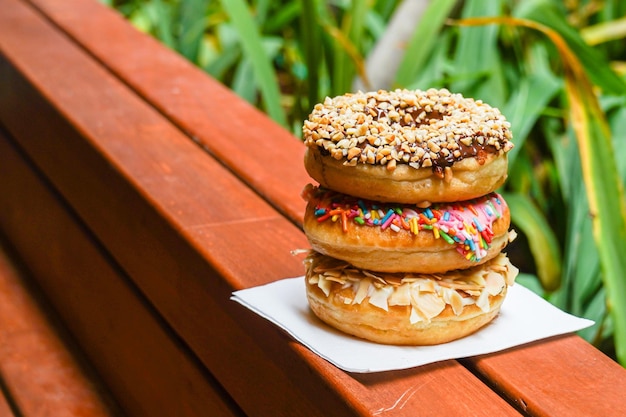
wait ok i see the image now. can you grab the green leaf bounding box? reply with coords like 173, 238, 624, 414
204, 43, 241, 80
299, 0, 322, 111
451, 0, 508, 108
574, 98, 626, 365
604, 99, 626, 181
218, 0, 287, 126
333, 0, 368, 94
515, 0, 626, 95
579, 287, 609, 343
264, 2, 300, 33
231, 58, 257, 104
253, 0, 271, 26
502, 70, 561, 167
581, 16, 626, 46
392, 0, 456, 88
404, 30, 453, 90
177, 0, 210, 62
503, 192, 562, 291
546, 125, 601, 316
151, 0, 176, 49
516, 274, 546, 298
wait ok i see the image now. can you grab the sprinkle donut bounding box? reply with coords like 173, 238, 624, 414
302, 185, 515, 274
303, 88, 514, 205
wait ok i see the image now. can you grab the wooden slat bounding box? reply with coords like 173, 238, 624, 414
462, 334, 626, 416
0, 1, 522, 416
0, 128, 244, 417
0, 4, 332, 416
0, 239, 117, 417
25, 0, 309, 224
25, 0, 625, 415
0, 391, 15, 417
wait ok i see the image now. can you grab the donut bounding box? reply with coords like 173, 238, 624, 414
304, 251, 518, 345
303, 88, 513, 204
302, 185, 514, 274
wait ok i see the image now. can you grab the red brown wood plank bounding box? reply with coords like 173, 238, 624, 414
0, 129, 244, 417
0, 3, 335, 415
25, 0, 310, 225
25, 2, 626, 416
462, 334, 626, 416
0, 2, 523, 416
0, 242, 118, 417
0, 391, 15, 417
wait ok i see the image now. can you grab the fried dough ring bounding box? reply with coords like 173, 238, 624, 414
303, 187, 512, 274
302, 88, 513, 204
304, 252, 518, 345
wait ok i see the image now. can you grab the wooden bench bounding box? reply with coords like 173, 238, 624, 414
0, 243, 120, 417
1, 0, 625, 416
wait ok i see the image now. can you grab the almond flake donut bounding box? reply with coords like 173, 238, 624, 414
304, 251, 518, 345
303, 88, 514, 204
302, 185, 515, 274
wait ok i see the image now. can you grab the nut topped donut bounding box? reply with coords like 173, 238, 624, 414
303, 88, 513, 204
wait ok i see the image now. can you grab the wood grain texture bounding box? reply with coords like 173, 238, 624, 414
0, 1, 522, 416
0, 390, 15, 417
24, 0, 626, 409
25, 0, 310, 225
463, 334, 626, 416
0, 129, 243, 417
0, 238, 117, 417
26, 2, 626, 416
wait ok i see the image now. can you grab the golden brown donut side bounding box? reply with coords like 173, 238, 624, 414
306, 288, 505, 345
305, 147, 508, 204
305, 230, 511, 274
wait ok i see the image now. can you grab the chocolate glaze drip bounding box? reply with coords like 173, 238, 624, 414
402, 109, 444, 127
361, 103, 498, 174
435, 142, 497, 167
432, 143, 497, 177
364, 104, 444, 128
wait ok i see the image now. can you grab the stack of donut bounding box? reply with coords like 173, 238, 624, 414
301, 88, 519, 345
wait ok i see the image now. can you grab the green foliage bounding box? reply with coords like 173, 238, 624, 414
393, 0, 456, 89
106, 0, 626, 366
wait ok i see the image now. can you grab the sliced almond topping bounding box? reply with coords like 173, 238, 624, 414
411, 291, 446, 321
409, 307, 423, 324
476, 289, 491, 312
485, 271, 505, 296
388, 283, 412, 306
353, 278, 372, 305
369, 286, 394, 311
317, 275, 333, 297
443, 288, 464, 316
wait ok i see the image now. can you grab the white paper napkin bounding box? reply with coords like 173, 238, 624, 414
231, 278, 593, 373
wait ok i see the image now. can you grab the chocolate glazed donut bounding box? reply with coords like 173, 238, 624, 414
303, 88, 514, 205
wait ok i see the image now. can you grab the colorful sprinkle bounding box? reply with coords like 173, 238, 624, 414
309, 187, 507, 262
440, 230, 454, 245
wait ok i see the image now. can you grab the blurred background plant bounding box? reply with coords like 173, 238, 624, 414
100, 0, 626, 366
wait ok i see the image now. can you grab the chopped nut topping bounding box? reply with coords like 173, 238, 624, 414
303, 89, 513, 172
